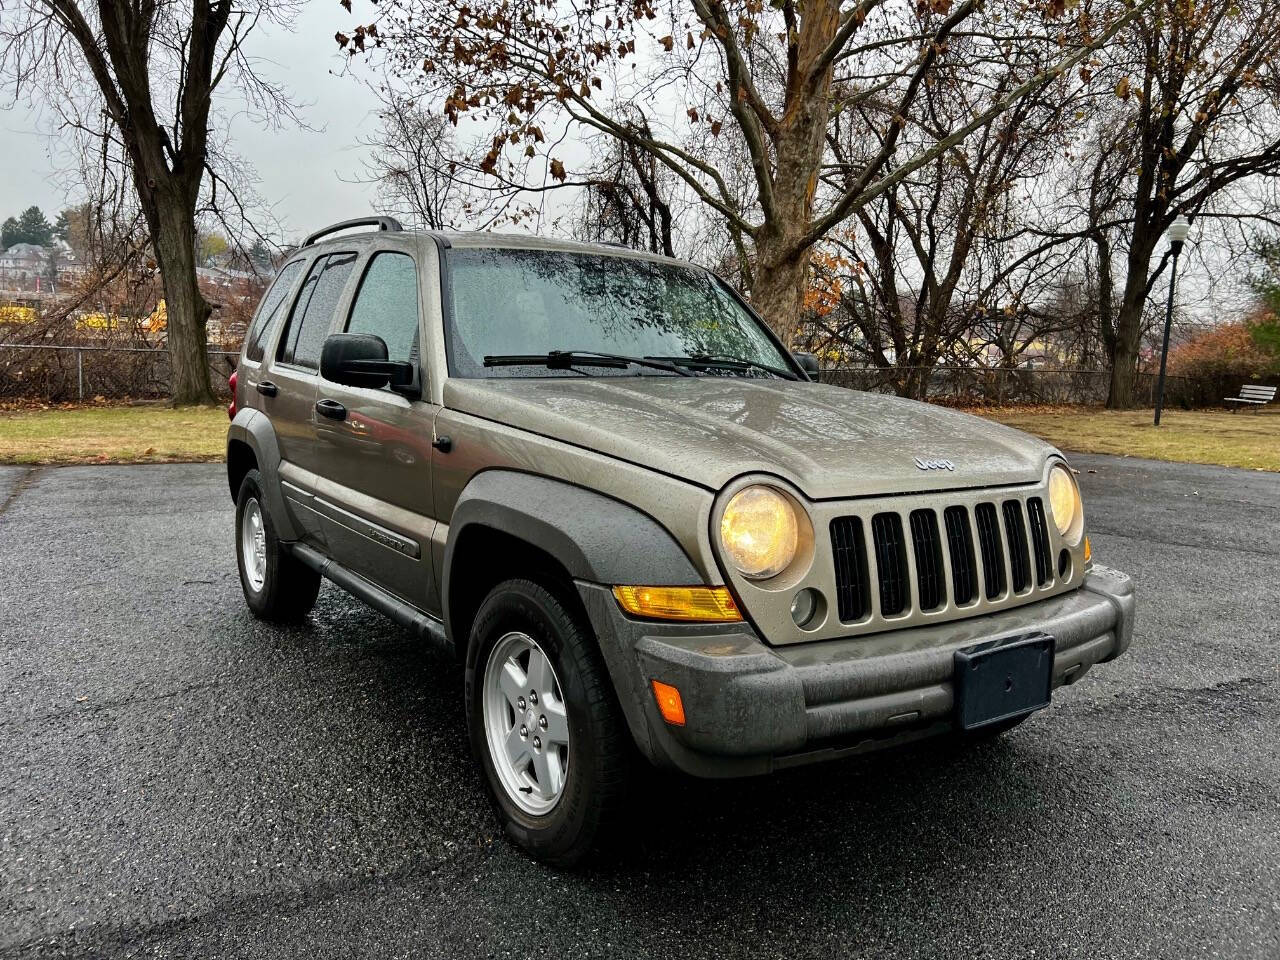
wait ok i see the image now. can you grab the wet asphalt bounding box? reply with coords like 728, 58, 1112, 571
0, 455, 1277, 958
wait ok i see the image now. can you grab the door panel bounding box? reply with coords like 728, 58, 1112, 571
312, 390, 439, 611
312, 249, 442, 614
261, 366, 322, 544
260, 251, 359, 545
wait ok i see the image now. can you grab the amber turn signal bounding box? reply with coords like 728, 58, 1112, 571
611, 585, 742, 622
650, 679, 686, 726
1084, 536, 1092, 565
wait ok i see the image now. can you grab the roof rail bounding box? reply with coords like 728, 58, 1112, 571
302, 216, 404, 247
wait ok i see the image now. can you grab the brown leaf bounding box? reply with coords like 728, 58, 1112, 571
549, 158, 567, 181
1115, 76, 1131, 100
710, 119, 722, 136
335, 30, 349, 47
339, 0, 351, 9
658, 34, 674, 52
687, 107, 699, 122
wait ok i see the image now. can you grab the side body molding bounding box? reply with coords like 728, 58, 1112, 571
227, 407, 300, 542
442, 470, 705, 633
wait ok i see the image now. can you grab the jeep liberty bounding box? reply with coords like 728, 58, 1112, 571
227, 217, 1135, 865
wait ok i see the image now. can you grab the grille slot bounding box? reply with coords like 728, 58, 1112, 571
909, 509, 945, 611
829, 516, 871, 623
944, 506, 977, 605
1002, 500, 1031, 593
1026, 497, 1053, 586
871, 512, 910, 616
974, 502, 1006, 600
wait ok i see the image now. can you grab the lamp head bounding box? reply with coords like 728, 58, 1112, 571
1167, 215, 1192, 246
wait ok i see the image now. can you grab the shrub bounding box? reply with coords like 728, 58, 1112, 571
1167, 315, 1279, 380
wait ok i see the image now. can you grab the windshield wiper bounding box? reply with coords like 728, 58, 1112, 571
484, 350, 693, 377
647, 353, 800, 381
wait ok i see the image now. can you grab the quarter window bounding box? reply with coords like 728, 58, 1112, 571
244, 259, 303, 362
277, 252, 358, 369
345, 252, 420, 366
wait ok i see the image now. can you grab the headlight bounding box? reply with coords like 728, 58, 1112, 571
720, 485, 799, 579
1047, 464, 1084, 544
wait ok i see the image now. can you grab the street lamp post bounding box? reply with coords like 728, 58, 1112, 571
1153, 215, 1192, 427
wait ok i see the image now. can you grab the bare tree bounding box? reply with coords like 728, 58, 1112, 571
573, 113, 678, 257
1061, 0, 1280, 407
339, 0, 1151, 346
357, 96, 467, 229
1, 1, 299, 404
800, 28, 1089, 398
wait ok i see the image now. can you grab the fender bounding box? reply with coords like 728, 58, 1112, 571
442, 470, 703, 635
227, 408, 300, 542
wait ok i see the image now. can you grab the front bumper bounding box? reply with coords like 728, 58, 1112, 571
577, 565, 1135, 777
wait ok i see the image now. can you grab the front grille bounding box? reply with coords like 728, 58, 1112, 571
830, 516, 870, 622
1026, 497, 1053, 586
1002, 499, 1031, 593
944, 505, 976, 605
974, 502, 1006, 600
909, 509, 945, 611
830, 490, 1059, 626
871, 512, 910, 616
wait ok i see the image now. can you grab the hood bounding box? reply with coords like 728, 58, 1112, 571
443, 376, 1055, 500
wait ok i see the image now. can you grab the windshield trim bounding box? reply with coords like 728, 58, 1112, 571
438, 244, 810, 382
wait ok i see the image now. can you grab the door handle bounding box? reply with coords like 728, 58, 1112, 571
256, 380, 278, 397
315, 398, 347, 421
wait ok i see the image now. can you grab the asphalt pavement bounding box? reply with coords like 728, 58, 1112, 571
0, 455, 1277, 958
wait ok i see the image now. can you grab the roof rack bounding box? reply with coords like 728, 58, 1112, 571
302, 216, 403, 247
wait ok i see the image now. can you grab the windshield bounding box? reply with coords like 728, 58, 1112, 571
444, 247, 793, 378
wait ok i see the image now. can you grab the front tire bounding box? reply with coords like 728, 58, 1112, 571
465, 578, 630, 867
235, 469, 320, 623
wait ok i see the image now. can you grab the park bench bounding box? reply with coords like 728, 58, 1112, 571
1224, 383, 1276, 412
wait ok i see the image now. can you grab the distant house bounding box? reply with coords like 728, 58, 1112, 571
0, 243, 49, 288
0, 241, 85, 293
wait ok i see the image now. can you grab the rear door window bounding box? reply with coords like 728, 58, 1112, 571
244, 259, 303, 362
277, 252, 358, 369
344, 252, 420, 367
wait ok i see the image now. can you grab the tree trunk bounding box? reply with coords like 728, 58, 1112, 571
153, 208, 215, 405
752, 230, 810, 349
746, 0, 840, 348
1106, 237, 1156, 409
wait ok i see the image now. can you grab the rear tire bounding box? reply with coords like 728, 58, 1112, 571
235, 469, 320, 623
465, 578, 630, 867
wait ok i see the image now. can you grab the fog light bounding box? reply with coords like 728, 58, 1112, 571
650, 679, 686, 726
790, 588, 819, 628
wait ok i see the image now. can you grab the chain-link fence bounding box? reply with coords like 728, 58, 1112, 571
817, 365, 1264, 409
0, 343, 239, 402
0, 345, 1270, 408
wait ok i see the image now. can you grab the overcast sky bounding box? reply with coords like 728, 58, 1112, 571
0, 2, 381, 239
0, 4, 1248, 321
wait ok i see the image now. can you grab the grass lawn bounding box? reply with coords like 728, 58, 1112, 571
0, 401, 1276, 472
0, 404, 227, 465
978, 406, 1280, 472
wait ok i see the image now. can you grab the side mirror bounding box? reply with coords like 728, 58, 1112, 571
792, 351, 820, 380
320, 333, 416, 393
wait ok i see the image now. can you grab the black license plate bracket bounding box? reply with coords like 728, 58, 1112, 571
953, 632, 1055, 731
